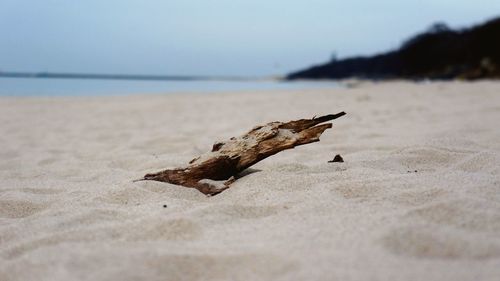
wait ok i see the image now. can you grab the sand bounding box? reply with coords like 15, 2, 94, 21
1, 81, 500, 281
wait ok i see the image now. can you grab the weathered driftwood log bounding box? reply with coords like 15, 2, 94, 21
140, 112, 346, 195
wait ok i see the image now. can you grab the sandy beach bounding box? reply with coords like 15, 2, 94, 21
1, 81, 500, 280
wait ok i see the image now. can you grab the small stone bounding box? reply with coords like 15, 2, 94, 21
163, 204, 167, 208
328, 154, 344, 163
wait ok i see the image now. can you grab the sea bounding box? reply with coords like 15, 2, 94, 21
0, 77, 338, 97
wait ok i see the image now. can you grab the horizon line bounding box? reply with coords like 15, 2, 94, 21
0, 71, 281, 82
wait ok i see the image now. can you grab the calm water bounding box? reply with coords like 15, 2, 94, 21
0, 78, 338, 96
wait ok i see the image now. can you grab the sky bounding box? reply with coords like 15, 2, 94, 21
1, 0, 500, 76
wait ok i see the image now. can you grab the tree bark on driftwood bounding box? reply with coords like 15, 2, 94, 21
140, 112, 346, 195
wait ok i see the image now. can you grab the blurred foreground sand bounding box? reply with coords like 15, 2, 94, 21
1, 81, 500, 281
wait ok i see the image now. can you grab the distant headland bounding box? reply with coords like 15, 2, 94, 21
287, 16, 500, 80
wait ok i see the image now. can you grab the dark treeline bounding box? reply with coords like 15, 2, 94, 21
287, 17, 500, 80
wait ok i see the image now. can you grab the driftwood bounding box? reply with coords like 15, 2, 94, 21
139, 112, 346, 195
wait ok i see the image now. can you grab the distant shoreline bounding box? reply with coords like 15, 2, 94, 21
0, 75, 341, 97
0, 71, 273, 82
287, 16, 500, 80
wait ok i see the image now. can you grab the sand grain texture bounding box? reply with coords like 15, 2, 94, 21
1, 81, 500, 281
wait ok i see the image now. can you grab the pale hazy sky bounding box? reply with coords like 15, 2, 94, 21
1, 0, 499, 76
